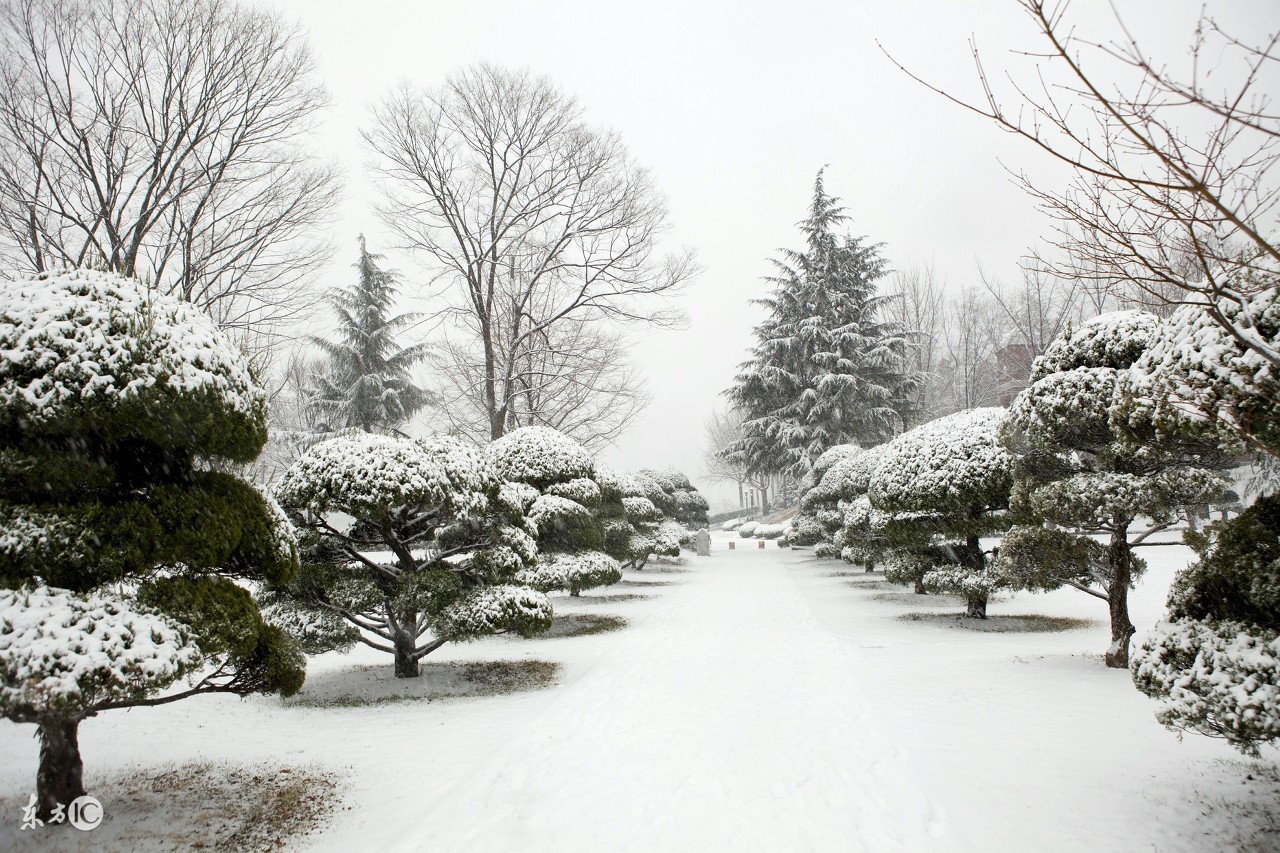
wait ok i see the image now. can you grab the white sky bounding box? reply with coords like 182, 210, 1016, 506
262, 0, 1272, 510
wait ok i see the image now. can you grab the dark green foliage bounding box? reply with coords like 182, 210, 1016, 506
139, 576, 264, 659
725, 170, 917, 479
1168, 494, 1280, 630
310, 237, 430, 434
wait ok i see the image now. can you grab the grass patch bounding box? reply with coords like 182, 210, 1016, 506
617, 579, 673, 587
528, 613, 629, 639
898, 612, 1097, 633
1192, 760, 1280, 852
0, 762, 341, 853
575, 592, 652, 603
872, 591, 968, 608
283, 659, 560, 708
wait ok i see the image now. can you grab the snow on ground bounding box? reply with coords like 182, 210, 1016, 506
1, 534, 1275, 851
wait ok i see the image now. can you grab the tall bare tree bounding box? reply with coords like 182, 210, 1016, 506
0, 0, 338, 340
364, 64, 697, 442
883, 0, 1279, 369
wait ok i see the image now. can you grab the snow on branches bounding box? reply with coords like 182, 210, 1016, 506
275, 433, 452, 518
434, 584, 553, 640
487, 425, 595, 488
0, 586, 203, 720
0, 268, 266, 459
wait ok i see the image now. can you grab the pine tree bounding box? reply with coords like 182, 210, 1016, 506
0, 270, 304, 819
311, 237, 430, 433
726, 170, 915, 481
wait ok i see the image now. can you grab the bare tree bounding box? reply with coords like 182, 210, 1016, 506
940, 286, 1004, 410
886, 263, 947, 424
980, 264, 1089, 354
703, 406, 790, 514
0, 0, 339, 342
882, 0, 1279, 369
433, 313, 651, 451
364, 64, 697, 442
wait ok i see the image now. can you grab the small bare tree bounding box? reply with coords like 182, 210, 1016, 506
882, 0, 1279, 367
0, 0, 339, 341
886, 263, 947, 424
703, 406, 791, 514
941, 286, 1005, 410
365, 64, 697, 442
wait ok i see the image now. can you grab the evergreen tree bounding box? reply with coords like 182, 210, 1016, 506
725, 170, 915, 481
0, 270, 304, 819
311, 237, 430, 433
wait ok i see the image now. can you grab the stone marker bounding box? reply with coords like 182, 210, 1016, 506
757, 540, 765, 549
695, 528, 711, 556
728, 540, 735, 550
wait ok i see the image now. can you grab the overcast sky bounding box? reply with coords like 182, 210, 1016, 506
262, 0, 1271, 509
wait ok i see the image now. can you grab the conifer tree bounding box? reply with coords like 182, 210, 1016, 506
0, 270, 304, 818
311, 237, 430, 433
725, 170, 915, 480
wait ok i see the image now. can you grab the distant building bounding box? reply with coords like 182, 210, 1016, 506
995, 342, 1035, 406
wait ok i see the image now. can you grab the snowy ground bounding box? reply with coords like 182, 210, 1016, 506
2, 534, 1277, 851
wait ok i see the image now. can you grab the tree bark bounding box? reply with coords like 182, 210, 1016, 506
965, 594, 989, 619
37, 717, 86, 821
1104, 528, 1136, 668
914, 577, 927, 595
961, 535, 988, 619
392, 611, 420, 678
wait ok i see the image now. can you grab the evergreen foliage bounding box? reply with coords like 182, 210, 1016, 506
998, 311, 1231, 667
0, 269, 303, 819
1133, 494, 1280, 755
269, 433, 552, 677
310, 237, 430, 433
725, 170, 916, 480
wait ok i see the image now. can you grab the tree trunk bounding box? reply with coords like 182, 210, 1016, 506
965, 594, 988, 619
37, 717, 86, 821
1104, 528, 1136, 668
961, 535, 988, 619
914, 577, 927, 595
392, 611, 420, 678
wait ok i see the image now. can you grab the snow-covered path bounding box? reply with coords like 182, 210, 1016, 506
399, 542, 944, 853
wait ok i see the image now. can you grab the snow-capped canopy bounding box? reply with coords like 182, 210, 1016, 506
870, 407, 1012, 514
276, 433, 453, 517
1032, 310, 1158, 381
0, 586, 203, 717
487, 426, 594, 487
0, 268, 267, 460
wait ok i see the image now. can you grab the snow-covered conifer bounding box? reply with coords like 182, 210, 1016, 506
489, 427, 622, 595
0, 269, 304, 818
868, 408, 1013, 617
725, 171, 917, 480
309, 237, 430, 433
272, 433, 552, 677
1132, 494, 1280, 754
999, 311, 1232, 666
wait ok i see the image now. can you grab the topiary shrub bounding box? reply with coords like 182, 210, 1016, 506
0, 269, 303, 820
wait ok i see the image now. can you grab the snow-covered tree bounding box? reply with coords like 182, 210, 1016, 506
488, 426, 623, 596
999, 311, 1231, 666
725, 170, 917, 480
868, 408, 1014, 617
792, 444, 860, 548
0, 269, 305, 819
1132, 494, 1280, 755
310, 237, 430, 434
271, 433, 552, 677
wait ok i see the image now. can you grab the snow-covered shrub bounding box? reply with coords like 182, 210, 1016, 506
721, 520, 743, 531
738, 521, 761, 538
868, 408, 1013, 616
622, 495, 660, 522
272, 432, 548, 677
487, 425, 595, 489
434, 585, 554, 640
755, 523, 786, 540
795, 445, 884, 558
0, 269, 303, 819
489, 428, 617, 595
999, 311, 1234, 666
1132, 493, 1280, 755
654, 521, 686, 557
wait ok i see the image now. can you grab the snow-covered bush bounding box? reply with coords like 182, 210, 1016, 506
755, 523, 787, 540
999, 311, 1233, 666
272, 433, 550, 676
738, 521, 761, 538
721, 519, 743, 531
488, 427, 619, 594
0, 269, 303, 819
1132, 493, 1280, 755
868, 408, 1013, 617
